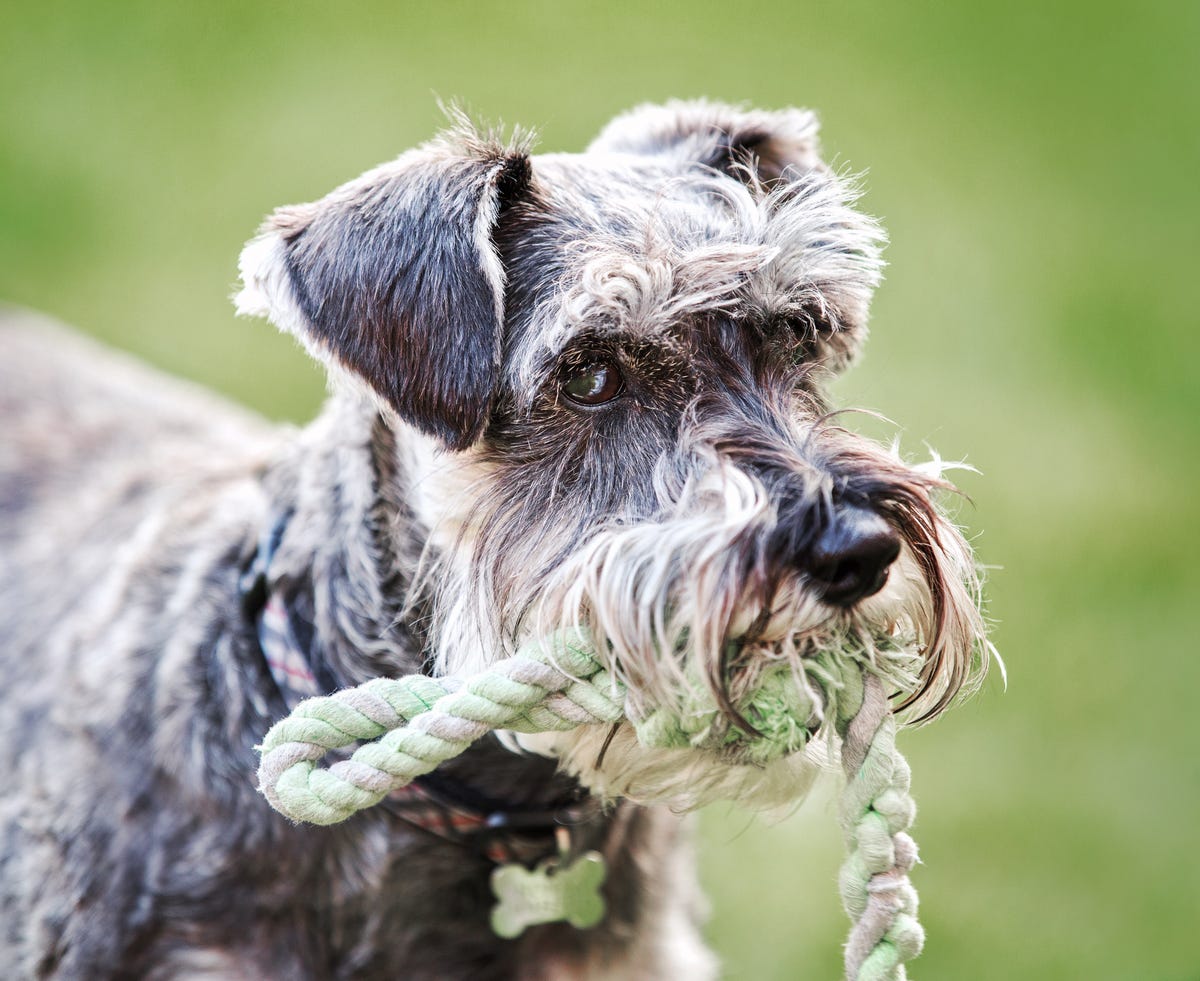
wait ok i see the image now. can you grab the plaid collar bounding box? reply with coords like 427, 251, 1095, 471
241, 513, 609, 866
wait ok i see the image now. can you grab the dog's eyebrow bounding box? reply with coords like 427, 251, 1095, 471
526, 325, 688, 379
558, 245, 769, 336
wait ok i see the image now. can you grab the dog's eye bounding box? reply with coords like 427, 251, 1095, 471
562, 361, 624, 407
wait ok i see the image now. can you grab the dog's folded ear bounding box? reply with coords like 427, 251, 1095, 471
588, 99, 825, 185
237, 129, 531, 450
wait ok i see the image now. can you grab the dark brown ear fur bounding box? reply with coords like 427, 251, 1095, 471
587, 99, 825, 185
239, 131, 531, 450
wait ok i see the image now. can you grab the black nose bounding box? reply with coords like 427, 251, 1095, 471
806, 506, 901, 608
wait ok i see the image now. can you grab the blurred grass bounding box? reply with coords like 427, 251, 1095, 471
2, 2, 1196, 977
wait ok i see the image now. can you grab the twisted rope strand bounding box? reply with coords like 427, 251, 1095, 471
257, 637, 829, 826
257, 636, 625, 825
837, 673, 924, 981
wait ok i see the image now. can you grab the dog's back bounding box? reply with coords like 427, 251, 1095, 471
0, 310, 285, 976
0, 308, 277, 674
1, 307, 273, 519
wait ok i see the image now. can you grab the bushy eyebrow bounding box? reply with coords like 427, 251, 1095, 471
558, 246, 765, 338
502, 168, 884, 397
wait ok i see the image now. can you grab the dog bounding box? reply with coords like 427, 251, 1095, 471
0, 100, 986, 979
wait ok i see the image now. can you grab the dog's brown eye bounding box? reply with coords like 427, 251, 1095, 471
563, 361, 624, 406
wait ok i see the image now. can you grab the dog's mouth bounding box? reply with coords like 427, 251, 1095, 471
614, 612, 926, 763
442, 447, 987, 807
522, 546, 928, 771
506, 618, 929, 811
518, 493, 984, 786
504, 523, 982, 810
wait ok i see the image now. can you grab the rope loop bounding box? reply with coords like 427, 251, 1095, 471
257, 634, 619, 825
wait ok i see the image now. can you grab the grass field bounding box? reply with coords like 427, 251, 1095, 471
2, 3, 1196, 977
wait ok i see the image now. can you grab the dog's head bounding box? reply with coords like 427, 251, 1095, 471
238, 101, 988, 808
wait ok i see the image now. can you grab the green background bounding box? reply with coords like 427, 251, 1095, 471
2, 3, 1196, 977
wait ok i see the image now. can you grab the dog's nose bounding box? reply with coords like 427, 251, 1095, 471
807, 506, 901, 608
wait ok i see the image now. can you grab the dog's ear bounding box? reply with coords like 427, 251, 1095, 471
588, 100, 824, 185
236, 129, 531, 450
593, 101, 882, 372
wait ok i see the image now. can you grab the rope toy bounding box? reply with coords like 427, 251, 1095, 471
257, 635, 925, 980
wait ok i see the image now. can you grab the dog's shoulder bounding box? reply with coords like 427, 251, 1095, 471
1, 306, 278, 484
2, 306, 271, 438
0, 306, 281, 581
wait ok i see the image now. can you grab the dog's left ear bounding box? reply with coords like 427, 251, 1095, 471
237, 130, 531, 450
588, 99, 825, 185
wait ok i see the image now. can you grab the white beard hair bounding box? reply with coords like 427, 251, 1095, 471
508, 724, 826, 813
501, 542, 933, 813
404, 430, 986, 812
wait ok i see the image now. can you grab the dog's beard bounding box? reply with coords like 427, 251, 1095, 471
417, 438, 988, 812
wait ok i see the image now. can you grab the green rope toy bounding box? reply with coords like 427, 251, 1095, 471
257, 636, 924, 980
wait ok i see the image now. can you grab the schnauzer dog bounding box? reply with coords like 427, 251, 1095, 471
0, 101, 985, 978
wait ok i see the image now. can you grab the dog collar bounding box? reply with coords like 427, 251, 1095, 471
240, 514, 610, 868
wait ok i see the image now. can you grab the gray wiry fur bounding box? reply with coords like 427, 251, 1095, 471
0, 100, 988, 978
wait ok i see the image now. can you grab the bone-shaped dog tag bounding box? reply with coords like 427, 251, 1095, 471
490, 851, 607, 938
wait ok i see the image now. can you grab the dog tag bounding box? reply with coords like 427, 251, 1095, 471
490, 851, 607, 938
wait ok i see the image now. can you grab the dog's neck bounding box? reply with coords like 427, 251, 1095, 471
257, 393, 427, 685
255, 392, 595, 816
